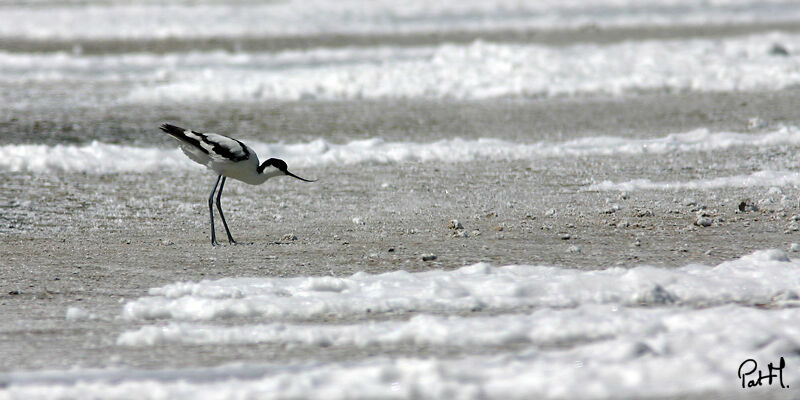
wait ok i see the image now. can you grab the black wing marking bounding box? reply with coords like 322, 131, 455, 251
160, 123, 250, 162
160, 123, 208, 155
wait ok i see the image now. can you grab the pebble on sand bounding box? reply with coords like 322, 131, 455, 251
601, 204, 620, 214
448, 219, 468, 238
448, 220, 464, 230
738, 199, 758, 213
695, 216, 713, 227
452, 230, 469, 238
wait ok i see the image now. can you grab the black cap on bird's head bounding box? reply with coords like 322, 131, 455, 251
259, 158, 316, 182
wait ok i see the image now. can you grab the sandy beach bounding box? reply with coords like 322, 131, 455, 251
3, 2, 800, 397
2, 90, 800, 375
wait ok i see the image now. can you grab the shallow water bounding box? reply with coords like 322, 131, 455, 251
3, 1, 800, 399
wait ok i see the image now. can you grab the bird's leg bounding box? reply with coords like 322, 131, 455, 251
209, 175, 221, 246
215, 176, 237, 244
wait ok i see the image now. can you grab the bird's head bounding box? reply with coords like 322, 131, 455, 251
258, 158, 316, 182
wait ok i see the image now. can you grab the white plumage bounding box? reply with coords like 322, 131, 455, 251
160, 123, 315, 245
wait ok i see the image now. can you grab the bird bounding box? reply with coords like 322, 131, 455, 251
159, 123, 315, 246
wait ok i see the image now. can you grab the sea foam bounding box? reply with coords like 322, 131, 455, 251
2, 127, 799, 173
123, 33, 800, 101
4, 32, 800, 103
589, 170, 800, 191
3, 250, 798, 399
1, 0, 798, 40
120, 249, 799, 322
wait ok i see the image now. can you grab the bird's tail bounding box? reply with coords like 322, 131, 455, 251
160, 123, 190, 141
159, 123, 211, 155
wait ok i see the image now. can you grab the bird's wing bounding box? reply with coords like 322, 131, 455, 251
160, 124, 251, 163
178, 145, 213, 166
199, 133, 251, 162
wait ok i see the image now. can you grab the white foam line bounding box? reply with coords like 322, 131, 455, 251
116, 307, 633, 348
5, 32, 800, 102
0, 47, 436, 83
2, 0, 799, 40
0, 141, 190, 174
7, 304, 800, 398
121, 249, 799, 322
114, 303, 800, 351
2, 127, 799, 173
588, 170, 800, 191
121, 33, 800, 101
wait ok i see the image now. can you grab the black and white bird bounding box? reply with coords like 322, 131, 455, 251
160, 123, 315, 246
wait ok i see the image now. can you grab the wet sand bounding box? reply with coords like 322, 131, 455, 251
4, 89, 800, 146
2, 16, 800, 396
2, 89, 800, 376
2, 20, 799, 54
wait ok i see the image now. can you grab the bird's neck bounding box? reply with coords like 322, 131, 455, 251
254, 167, 283, 183
235, 167, 280, 185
